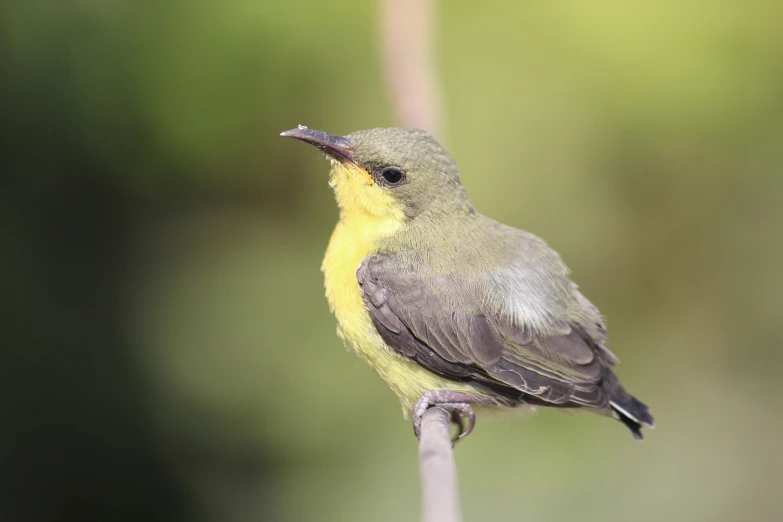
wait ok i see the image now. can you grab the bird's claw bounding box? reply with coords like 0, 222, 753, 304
412, 391, 478, 443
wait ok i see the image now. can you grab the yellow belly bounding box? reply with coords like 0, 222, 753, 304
322, 217, 479, 415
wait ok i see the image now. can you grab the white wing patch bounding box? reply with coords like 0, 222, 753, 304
483, 265, 573, 335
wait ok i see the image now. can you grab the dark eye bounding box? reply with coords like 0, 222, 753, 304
380, 167, 405, 185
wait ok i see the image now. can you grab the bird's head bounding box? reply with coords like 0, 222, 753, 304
280, 126, 474, 222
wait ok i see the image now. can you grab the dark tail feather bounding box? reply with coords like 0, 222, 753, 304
604, 372, 654, 441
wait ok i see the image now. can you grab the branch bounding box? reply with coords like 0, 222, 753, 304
379, 4, 457, 518
379, 0, 442, 138
418, 407, 463, 522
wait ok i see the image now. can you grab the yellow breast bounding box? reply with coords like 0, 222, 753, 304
322, 217, 482, 414
321, 162, 479, 414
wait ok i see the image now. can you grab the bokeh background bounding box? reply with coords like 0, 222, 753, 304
3, 1, 783, 521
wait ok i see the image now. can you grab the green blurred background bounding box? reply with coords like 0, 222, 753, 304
3, 1, 783, 521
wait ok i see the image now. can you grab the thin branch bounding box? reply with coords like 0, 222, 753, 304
379, 0, 442, 139
418, 407, 463, 522
380, 3, 457, 520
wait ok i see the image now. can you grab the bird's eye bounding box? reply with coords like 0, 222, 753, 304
379, 168, 406, 186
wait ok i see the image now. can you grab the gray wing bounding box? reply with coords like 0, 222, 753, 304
358, 253, 619, 409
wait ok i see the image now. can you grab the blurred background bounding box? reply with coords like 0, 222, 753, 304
2, 1, 783, 521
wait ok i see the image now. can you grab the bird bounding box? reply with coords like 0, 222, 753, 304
280, 125, 654, 441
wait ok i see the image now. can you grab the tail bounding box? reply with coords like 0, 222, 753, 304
604, 371, 655, 441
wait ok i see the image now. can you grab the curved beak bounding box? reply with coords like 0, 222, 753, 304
280, 125, 355, 165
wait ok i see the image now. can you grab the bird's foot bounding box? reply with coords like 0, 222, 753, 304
412, 391, 483, 443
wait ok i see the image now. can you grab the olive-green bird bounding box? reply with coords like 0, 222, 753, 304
281, 125, 654, 440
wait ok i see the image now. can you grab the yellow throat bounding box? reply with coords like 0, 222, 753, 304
320, 162, 477, 411
321, 160, 404, 347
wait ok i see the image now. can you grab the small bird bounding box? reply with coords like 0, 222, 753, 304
281, 125, 654, 441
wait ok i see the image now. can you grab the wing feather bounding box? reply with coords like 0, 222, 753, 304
357, 253, 614, 409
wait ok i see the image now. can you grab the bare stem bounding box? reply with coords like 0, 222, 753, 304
379, 3, 457, 519
418, 407, 463, 522
379, 0, 442, 139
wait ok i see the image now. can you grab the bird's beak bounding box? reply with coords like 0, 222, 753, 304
280, 125, 356, 166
